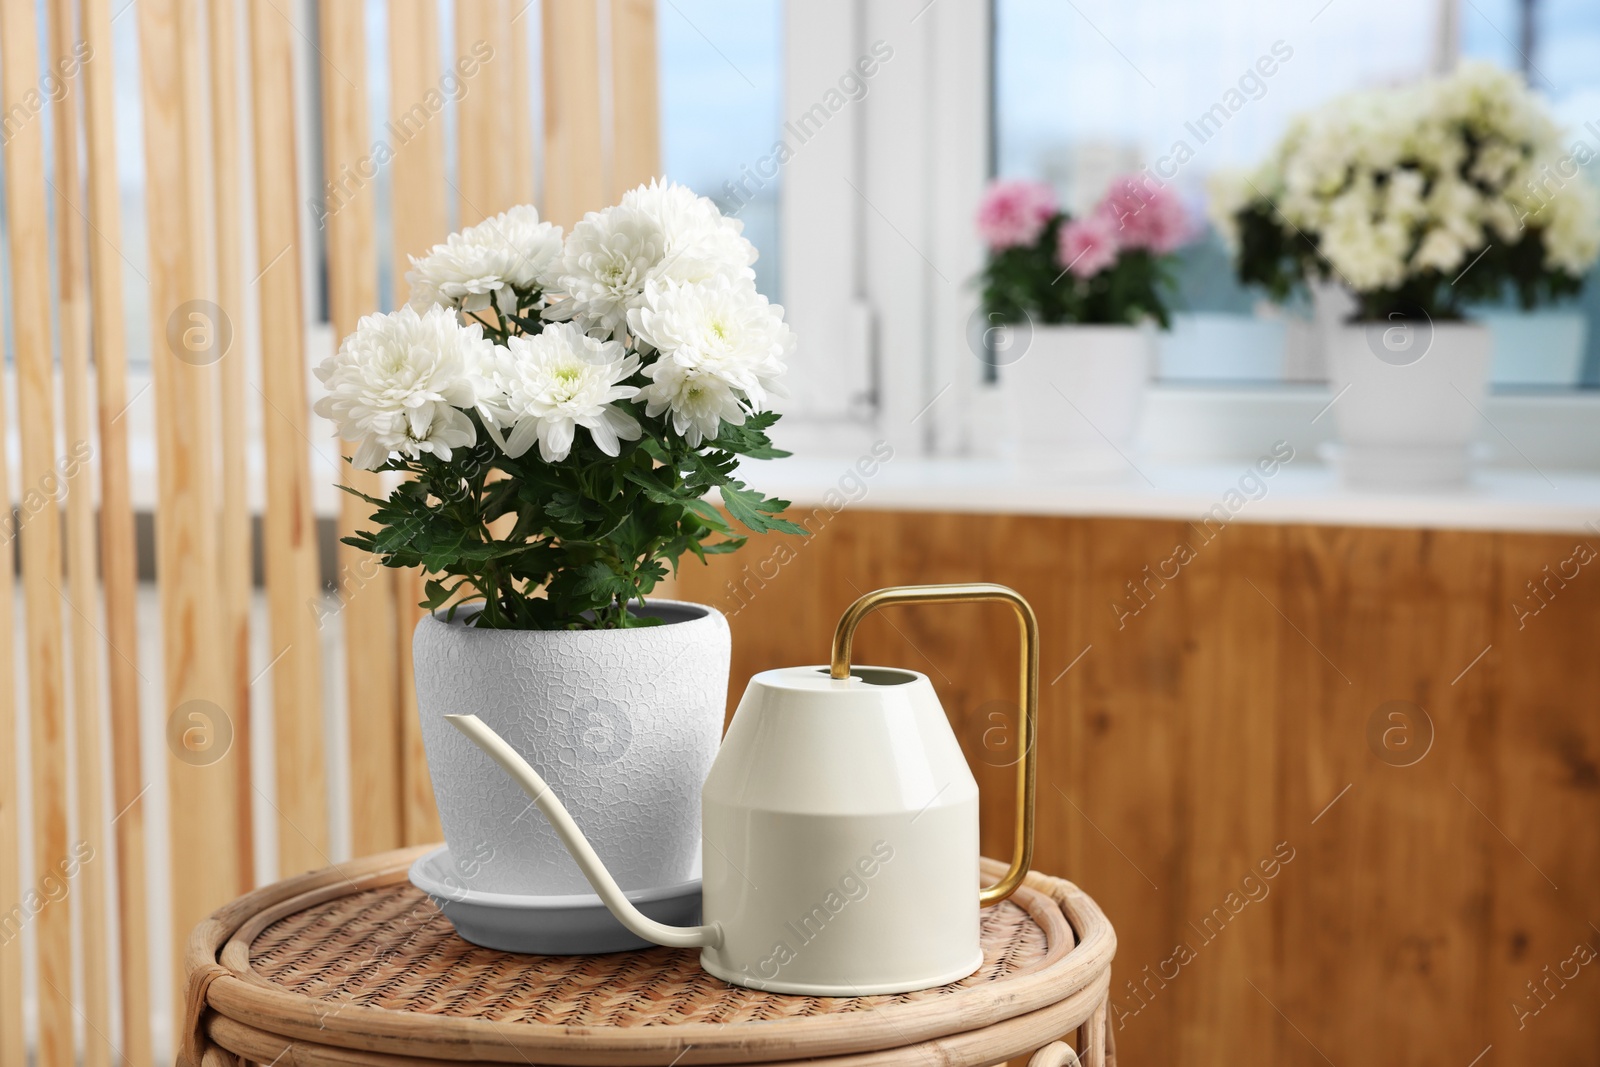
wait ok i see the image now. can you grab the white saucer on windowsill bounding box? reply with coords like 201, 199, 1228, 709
408, 844, 703, 955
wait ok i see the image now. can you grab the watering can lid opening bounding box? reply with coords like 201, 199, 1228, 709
748, 665, 927, 691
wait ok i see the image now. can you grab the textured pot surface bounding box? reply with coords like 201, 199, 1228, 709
414, 600, 730, 896
1002, 324, 1153, 467
1325, 321, 1491, 488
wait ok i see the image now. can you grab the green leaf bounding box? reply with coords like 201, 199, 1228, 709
683, 497, 734, 535
720, 482, 808, 536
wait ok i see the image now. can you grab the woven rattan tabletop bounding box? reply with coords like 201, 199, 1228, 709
183, 847, 1116, 1067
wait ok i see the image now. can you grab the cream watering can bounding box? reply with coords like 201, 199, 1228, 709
447, 583, 1040, 995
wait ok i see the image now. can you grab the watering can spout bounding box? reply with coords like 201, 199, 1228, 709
444, 714, 722, 951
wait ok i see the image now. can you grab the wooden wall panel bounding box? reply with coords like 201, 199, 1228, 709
1487, 533, 1600, 1060
248, 0, 329, 877
672, 510, 1600, 1067
0, 2, 73, 1065
1273, 527, 1499, 1066
389, 0, 448, 847
320, 0, 404, 858
81, 0, 152, 1059
541, 0, 604, 227
46, 2, 110, 1064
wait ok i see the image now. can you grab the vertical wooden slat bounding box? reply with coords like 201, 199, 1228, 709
210, 0, 254, 892
510, 4, 536, 204
609, 0, 661, 199
389, 0, 448, 846
0, 2, 72, 1066
320, 0, 403, 857
81, 0, 152, 1059
456, 0, 518, 224
47, 1, 110, 1064
137, 0, 241, 1020
0, 85, 24, 1067
542, 0, 605, 228
248, 0, 329, 875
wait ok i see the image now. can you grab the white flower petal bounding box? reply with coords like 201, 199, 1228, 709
504, 418, 541, 460
312, 304, 492, 469
540, 419, 575, 463
477, 321, 643, 463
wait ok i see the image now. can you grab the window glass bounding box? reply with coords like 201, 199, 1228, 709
994, 0, 1600, 388
658, 0, 784, 300
1461, 0, 1600, 387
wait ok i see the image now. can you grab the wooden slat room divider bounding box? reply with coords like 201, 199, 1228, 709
2, 7, 74, 1067
82, 0, 152, 1060
0, 1, 659, 1062
46, 0, 110, 1062
388, 0, 451, 851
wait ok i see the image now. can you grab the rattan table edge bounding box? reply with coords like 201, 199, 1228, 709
187, 848, 1116, 1067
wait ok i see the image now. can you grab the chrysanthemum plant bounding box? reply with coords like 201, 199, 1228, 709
1210, 62, 1600, 322
975, 175, 1190, 328
315, 182, 805, 630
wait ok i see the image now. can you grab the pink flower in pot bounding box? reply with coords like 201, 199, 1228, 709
1056, 214, 1119, 278
976, 178, 1058, 250
1096, 175, 1190, 254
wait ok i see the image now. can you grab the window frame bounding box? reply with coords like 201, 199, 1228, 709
775, 0, 1600, 468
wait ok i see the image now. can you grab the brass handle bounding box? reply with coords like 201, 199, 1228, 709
830, 583, 1039, 908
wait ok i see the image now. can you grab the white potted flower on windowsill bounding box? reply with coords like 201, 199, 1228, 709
313, 182, 803, 950
1212, 62, 1600, 489
975, 175, 1192, 473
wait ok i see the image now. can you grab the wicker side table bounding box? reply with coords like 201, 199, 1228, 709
181, 848, 1116, 1067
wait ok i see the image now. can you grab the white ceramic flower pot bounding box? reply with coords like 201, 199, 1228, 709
412, 599, 730, 896
1001, 324, 1153, 473
1324, 320, 1492, 489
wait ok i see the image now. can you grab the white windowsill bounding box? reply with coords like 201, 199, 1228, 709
735, 454, 1600, 535
13, 372, 1598, 536
749, 384, 1600, 535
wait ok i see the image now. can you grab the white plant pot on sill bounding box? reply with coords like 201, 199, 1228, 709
1324, 320, 1491, 489
1000, 323, 1153, 474
412, 600, 730, 901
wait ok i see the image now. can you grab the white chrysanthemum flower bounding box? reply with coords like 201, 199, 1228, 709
1321, 208, 1409, 292
622, 179, 758, 287
547, 181, 759, 339
407, 204, 563, 315
1205, 169, 1256, 250
545, 203, 667, 338
1232, 61, 1590, 299
1541, 179, 1600, 275
1412, 227, 1468, 274
637, 358, 747, 448
313, 305, 490, 470
627, 276, 791, 410
1384, 169, 1427, 226
479, 323, 642, 463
